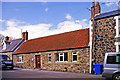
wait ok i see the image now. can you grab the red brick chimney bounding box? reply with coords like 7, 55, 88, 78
5, 36, 9, 42
91, 1, 101, 18
22, 31, 28, 40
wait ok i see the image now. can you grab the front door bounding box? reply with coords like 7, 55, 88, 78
35, 55, 41, 68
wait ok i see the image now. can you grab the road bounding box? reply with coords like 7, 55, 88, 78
1, 68, 105, 80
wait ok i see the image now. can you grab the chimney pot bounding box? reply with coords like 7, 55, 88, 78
5, 36, 9, 42
96, 1, 99, 5
91, 1, 101, 18
22, 31, 28, 40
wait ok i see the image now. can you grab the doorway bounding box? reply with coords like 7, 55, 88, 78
35, 55, 41, 68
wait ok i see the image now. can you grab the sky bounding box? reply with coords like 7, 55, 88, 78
0, 1, 119, 40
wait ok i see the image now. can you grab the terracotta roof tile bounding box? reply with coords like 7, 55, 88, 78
14, 28, 89, 54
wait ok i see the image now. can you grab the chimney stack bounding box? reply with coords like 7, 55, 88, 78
5, 36, 9, 42
91, 1, 101, 18
22, 31, 28, 40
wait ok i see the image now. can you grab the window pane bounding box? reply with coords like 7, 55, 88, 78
107, 56, 116, 64
48, 54, 51, 56
116, 54, 120, 63
73, 55, 77, 61
118, 18, 120, 34
60, 56, 63, 61
73, 52, 77, 55
119, 28, 120, 34
2, 55, 8, 60
64, 52, 68, 61
48, 57, 51, 62
60, 53, 63, 55
17, 56, 23, 62
17, 56, 19, 62
119, 45, 120, 52
20, 57, 22, 62
48, 54, 51, 62
55, 53, 59, 61
21, 56, 23, 62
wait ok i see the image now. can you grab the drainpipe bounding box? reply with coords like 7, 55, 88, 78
91, 1, 95, 74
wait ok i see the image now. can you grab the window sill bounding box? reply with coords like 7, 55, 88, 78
72, 61, 78, 62
17, 62, 24, 63
115, 35, 120, 38
45, 62, 79, 64
55, 61, 68, 63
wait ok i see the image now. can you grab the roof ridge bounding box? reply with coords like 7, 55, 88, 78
14, 28, 89, 54
28, 28, 89, 41
94, 9, 120, 19
101, 9, 120, 15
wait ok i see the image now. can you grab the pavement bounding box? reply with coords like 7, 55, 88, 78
1, 67, 105, 80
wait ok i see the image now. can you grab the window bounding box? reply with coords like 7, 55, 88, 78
119, 45, 120, 52
55, 52, 68, 62
55, 53, 59, 61
59, 53, 63, 61
115, 16, 120, 37
2, 55, 9, 60
107, 54, 120, 64
64, 52, 68, 61
17, 56, 23, 63
72, 52, 77, 62
48, 53, 51, 62
118, 18, 120, 35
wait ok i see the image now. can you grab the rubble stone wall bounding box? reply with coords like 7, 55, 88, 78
93, 17, 116, 64
13, 47, 90, 73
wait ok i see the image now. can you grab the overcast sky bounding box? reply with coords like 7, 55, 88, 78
0, 1, 119, 40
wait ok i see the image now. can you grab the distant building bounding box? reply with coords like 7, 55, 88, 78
89, 1, 120, 73
0, 31, 28, 60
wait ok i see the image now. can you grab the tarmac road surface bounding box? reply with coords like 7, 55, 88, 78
1, 68, 105, 80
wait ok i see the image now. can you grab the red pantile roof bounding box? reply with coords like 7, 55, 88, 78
14, 28, 89, 54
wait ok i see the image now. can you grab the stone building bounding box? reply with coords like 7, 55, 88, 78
0, 31, 28, 60
89, 2, 120, 73
13, 28, 90, 73
12, 2, 120, 74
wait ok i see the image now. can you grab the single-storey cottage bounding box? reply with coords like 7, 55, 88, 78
13, 28, 90, 73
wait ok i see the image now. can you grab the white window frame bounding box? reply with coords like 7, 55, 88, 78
115, 16, 120, 52
48, 53, 52, 63
72, 52, 77, 62
17, 56, 23, 63
55, 52, 68, 62
115, 16, 120, 37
